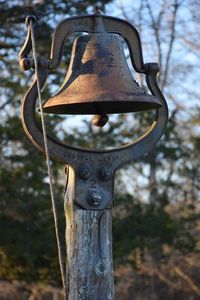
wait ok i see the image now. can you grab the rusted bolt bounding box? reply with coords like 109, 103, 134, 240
19, 58, 34, 71
78, 164, 91, 180
100, 165, 113, 180
88, 190, 102, 207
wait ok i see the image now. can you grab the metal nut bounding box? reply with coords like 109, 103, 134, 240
88, 190, 102, 207
78, 164, 91, 180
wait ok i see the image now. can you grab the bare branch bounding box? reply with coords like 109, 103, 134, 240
144, 0, 163, 77
174, 266, 200, 297
161, 0, 180, 90
117, 0, 132, 23
0, 97, 12, 110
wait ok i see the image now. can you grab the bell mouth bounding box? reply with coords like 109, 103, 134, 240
42, 100, 161, 115
42, 91, 162, 115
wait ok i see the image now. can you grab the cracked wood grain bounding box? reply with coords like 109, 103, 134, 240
65, 166, 114, 300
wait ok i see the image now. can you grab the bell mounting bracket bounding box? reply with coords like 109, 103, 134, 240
19, 13, 168, 210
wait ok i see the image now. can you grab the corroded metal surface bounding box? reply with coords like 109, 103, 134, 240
43, 33, 161, 114
49, 14, 145, 72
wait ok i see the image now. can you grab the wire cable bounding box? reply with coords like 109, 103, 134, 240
29, 19, 68, 300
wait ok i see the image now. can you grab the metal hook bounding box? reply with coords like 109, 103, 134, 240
18, 15, 37, 71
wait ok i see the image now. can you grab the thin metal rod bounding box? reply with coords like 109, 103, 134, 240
29, 20, 68, 300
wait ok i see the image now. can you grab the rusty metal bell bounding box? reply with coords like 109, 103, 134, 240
43, 33, 161, 115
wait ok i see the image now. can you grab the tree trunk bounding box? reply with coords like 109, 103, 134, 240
65, 166, 114, 300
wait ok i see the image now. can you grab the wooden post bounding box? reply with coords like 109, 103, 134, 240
65, 167, 114, 300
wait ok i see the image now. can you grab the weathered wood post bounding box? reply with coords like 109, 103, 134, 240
19, 9, 168, 300
65, 166, 113, 299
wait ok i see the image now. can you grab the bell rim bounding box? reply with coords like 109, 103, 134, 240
42, 99, 161, 115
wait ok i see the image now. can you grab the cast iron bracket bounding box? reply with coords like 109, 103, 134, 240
19, 14, 168, 210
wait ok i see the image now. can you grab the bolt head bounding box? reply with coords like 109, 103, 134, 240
100, 165, 113, 180
78, 164, 91, 180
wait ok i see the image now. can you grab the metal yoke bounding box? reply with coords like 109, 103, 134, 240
19, 13, 168, 210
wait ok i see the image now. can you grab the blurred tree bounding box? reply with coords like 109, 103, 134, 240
104, 1, 200, 298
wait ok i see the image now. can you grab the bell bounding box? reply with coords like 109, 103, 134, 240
43, 33, 161, 115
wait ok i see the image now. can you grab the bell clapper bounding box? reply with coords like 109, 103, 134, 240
92, 114, 109, 127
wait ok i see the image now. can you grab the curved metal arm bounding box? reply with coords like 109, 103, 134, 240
21, 61, 167, 172
21, 58, 75, 165
50, 14, 145, 72
110, 63, 168, 169
20, 13, 168, 211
